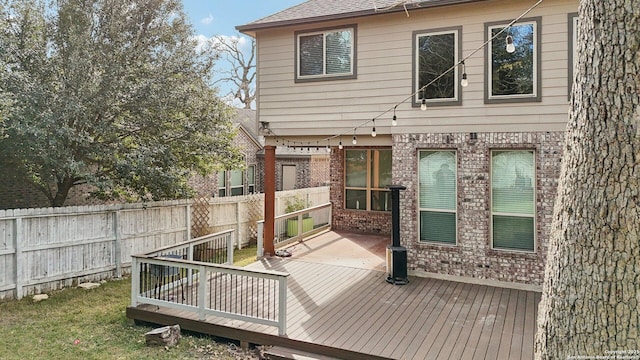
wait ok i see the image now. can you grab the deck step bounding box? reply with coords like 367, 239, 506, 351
264, 346, 340, 360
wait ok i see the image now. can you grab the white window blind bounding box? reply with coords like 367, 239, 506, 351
491, 150, 535, 251
419, 151, 457, 244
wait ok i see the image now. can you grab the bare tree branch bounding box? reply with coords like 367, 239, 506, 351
211, 35, 256, 109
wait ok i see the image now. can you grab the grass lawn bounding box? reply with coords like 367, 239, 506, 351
0, 245, 259, 360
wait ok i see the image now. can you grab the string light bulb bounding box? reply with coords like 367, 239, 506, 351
338, 136, 343, 149
371, 119, 377, 137
460, 61, 469, 87
420, 98, 427, 111
392, 106, 398, 126
505, 35, 515, 53
352, 130, 357, 145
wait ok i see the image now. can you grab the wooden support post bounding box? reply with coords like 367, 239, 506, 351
264, 145, 276, 256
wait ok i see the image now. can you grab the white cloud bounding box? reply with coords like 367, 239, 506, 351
201, 13, 214, 25
193, 34, 210, 53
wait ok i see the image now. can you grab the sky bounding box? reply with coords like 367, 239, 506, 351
182, 0, 304, 38
181, 0, 304, 106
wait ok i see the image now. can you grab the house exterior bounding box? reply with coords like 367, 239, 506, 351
238, 0, 579, 287
209, 108, 330, 197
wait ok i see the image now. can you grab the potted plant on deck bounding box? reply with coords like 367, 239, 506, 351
285, 196, 314, 237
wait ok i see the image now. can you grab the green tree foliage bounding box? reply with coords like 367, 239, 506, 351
0, 0, 242, 207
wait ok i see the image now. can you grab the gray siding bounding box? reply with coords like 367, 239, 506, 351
255, 0, 578, 140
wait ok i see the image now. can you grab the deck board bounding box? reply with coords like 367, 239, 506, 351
128, 232, 541, 360
429, 282, 479, 359
460, 285, 498, 360
305, 271, 383, 344
368, 277, 434, 355
378, 278, 446, 358
444, 284, 489, 360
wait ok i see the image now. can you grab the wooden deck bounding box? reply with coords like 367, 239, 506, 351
127, 232, 541, 360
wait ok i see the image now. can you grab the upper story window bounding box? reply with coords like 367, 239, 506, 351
295, 25, 356, 82
413, 27, 461, 106
485, 18, 541, 103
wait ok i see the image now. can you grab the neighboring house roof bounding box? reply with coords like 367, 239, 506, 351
232, 108, 262, 148
237, 0, 485, 33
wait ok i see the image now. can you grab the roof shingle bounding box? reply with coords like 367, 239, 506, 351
237, 0, 484, 33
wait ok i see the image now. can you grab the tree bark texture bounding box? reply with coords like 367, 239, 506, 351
535, 1, 639, 359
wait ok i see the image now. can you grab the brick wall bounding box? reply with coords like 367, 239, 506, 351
209, 128, 261, 197
310, 155, 330, 187
0, 172, 121, 209
397, 131, 563, 285
0, 172, 50, 209
331, 131, 564, 285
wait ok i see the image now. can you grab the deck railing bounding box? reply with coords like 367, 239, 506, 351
131, 229, 289, 335
131, 256, 289, 335
143, 229, 235, 265
256, 202, 332, 256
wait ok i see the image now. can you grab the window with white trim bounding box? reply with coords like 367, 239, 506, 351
248, 165, 256, 193
217, 171, 226, 197
419, 150, 457, 244
230, 169, 244, 196
296, 26, 355, 81
414, 27, 461, 106
345, 149, 391, 211
491, 150, 535, 252
486, 19, 540, 102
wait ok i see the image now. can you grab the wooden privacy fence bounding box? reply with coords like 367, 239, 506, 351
0, 187, 329, 301
192, 187, 330, 249
0, 201, 191, 301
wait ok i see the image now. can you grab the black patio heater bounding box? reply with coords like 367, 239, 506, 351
386, 184, 408, 285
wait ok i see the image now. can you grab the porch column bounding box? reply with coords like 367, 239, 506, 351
264, 145, 276, 256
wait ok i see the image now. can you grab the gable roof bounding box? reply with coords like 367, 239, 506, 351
236, 0, 485, 33
232, 108, 262, 148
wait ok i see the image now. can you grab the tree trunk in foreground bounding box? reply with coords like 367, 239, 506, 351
535, 2, 639, 359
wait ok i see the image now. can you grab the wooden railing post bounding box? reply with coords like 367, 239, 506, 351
278, 276, 288, 336
198, 265, 207, 320
130, 256, 138, 307
187, 243, 194, 286
227, 231, 234, 265
257, 221, 264, 257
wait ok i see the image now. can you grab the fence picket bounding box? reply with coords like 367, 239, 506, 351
0, 187, 328, 300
